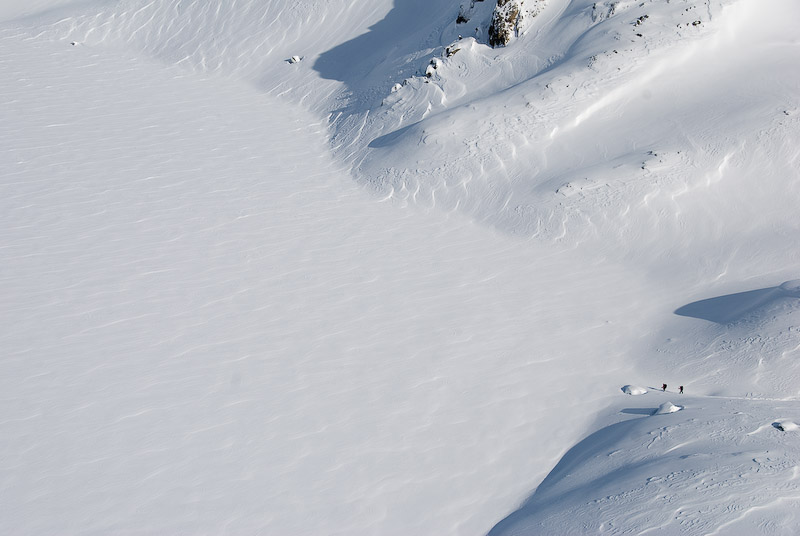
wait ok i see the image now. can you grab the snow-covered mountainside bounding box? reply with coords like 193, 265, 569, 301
2, 0, 799, 534
490, 393, 800, 535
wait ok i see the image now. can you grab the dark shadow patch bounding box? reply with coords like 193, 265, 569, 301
621, 408, 655, 415
674, 286, 782, 324
313, 0, 449, 92
367, 121, 419, 148
486, 418, 644, 535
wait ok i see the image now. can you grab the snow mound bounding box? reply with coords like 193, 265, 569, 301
621, 385, 647, 396
653, 402, 682, 415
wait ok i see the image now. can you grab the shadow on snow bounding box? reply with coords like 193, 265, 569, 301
486, 418, 645, 536
674, 282, 799, 325
314, 0, 442, 86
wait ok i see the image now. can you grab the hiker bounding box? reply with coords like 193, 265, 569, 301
679, 385, 684, 394
662, 383, 667, 391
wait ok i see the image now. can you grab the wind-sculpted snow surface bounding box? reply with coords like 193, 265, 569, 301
351, 0, 800, 247
26, 0, 800, 252
3, 0, 800, 534
39, 0, 376, 77
648, 281, 800, 399
490, 394, 800, 535
0, 16, 659, 536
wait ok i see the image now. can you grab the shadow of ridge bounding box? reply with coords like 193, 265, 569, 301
313, 0, 444, 90
367, 121, 420, 148
674, 286, 782, 325
486, 418, 643, 536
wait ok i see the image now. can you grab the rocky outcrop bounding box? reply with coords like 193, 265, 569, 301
488, 0, 547, 48
488, 0, 522, 47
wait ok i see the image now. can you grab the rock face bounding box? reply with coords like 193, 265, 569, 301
488, 0, 522, 47
487, 0, 547, 47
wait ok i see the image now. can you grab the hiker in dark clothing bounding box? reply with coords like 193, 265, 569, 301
679, 385, 684, 394
662, 383, 667, 391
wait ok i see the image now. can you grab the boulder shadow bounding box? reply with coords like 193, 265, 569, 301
621, 408, 655, 415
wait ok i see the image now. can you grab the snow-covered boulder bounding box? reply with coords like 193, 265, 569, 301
772, 420, 800, 432
622, 385, 648, 395
654, 402, 682, 415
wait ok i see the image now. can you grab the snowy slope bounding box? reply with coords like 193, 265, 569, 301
0, 8, 654, 535
353, 0, 800, 246
2, 0, 800, 534
489, 392, 800, 535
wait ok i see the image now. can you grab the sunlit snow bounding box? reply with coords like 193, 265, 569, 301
2, 0, 800, 534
